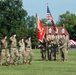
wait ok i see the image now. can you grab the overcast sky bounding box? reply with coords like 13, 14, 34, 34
22, 0, 76, 22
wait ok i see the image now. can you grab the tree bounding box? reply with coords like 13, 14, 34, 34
0, 0, 27, 39
57, 11, 76, 40
25, 16, 36, 29
0, 0, 40, 48
41, 18, 52, 26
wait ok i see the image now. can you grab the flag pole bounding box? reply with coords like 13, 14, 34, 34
47, 3, 48, 35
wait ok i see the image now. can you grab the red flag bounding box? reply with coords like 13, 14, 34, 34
47, 6, 56, 31
36, 14, 45, 42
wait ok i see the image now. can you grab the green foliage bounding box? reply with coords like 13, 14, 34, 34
31, 30, 39, 49
57, 11, 76, 40
0, 0, 38, 48
0, 0, 27, 38
41, 18, 52, 26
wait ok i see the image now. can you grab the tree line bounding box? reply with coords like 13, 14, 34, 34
0, 0, 76, 48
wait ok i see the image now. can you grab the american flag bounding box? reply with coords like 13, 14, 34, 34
47, 6, 53, 20
47, 6, 56, 31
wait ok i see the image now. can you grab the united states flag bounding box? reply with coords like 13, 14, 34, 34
47, 6, 53, 20
47, 6, 56, 31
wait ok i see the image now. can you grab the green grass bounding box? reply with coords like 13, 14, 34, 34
0, 49, 76, 75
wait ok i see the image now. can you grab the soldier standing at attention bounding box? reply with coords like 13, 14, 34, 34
59, 34, 68, 61
64, 35, 70, 60
18, 36, 26, 64
0, 35, 10, 66
53, 34, 59, 61
9, 33, 19, 65
39, 40, 46, 61
25, 36, 34, 65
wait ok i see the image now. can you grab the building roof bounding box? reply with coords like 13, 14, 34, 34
45, 26, 69, 35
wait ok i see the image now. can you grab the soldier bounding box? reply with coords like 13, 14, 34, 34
25, 36, 34, 65
18, 36, 26, 64
59, 34, 68, 61
0, 35, 10, 65
47, 38, 53, 61
64, 36, 70, 60
9, 33, 19, 65
39, 39, 46, 61
53, 34, 59, 61
0, 39, 1, 54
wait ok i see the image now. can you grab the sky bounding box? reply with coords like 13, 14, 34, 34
22, 0, 76, 23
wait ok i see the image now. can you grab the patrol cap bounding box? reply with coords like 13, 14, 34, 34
61, 33, 66, 36
27, 32, 33, 39
27, 35, 31, 39
54, 34, 58, 36
3, 34, 7, 38
20, 36, 24, 40
11, 32, 16, 36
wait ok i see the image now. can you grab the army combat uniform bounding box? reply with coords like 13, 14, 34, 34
25, 37, 34, 64
59, 37, 68, 61
64, 38, 70, 60
18, 37, 26, 64
0, 36, 10, 65
47, 39, 54, 61
53, 37, 59, 61
10, 34, 19, 64
39, 41, 46, 60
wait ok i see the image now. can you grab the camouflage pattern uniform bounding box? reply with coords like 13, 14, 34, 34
59, 36, 67, 61
47, 39, 53, 60
53, 37, 59, 61
39, 40, 46, 60
0, 40, 1, 56
25, 37, 34, 64
0, 36, 10, 65
64, 38, 70, 60
10, 34, 19, 64
18, 37, 26, 64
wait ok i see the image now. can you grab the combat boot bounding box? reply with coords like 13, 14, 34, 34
28, 62, 31, 65
5, 61, 10, 66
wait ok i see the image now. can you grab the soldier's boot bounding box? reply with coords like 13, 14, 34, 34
5, 61, 10, 66
28, 59, 32, 65
13, 59, 17, 65
28, 62, 31, 65
23, 62, 27, 65
13, 61, 17, 65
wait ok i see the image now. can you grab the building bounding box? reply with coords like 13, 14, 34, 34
45, 26, 69, 39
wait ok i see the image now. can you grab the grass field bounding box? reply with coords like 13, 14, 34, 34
0, 49, 76, 75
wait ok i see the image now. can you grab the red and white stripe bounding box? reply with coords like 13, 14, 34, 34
69, 40, 76, 45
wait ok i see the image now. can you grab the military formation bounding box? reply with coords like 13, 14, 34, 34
0, 32, 70, 66
0, 33, 34, 66
39, 34, 70, 61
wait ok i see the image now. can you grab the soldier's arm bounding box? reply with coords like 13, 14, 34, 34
10, 37, 13, 41
1, 39, 5, 43
18, 41, 22, 47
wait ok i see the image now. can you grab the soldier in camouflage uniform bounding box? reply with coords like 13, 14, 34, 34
18, 36, 26, 64
39, 39, 46, 61
0, 35, 10, 65
25, 36, 34, 65
59, 34, 68, 61
53, 35, 59, 61
47, 38, 53, 61
0, 39, 1, 56
64, 36, 70, 60
9, 33, 19, 65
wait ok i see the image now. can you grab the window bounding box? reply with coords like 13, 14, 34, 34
48, 28, 52, 33
55, 28, 58, 33
61, 28, 65, 33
